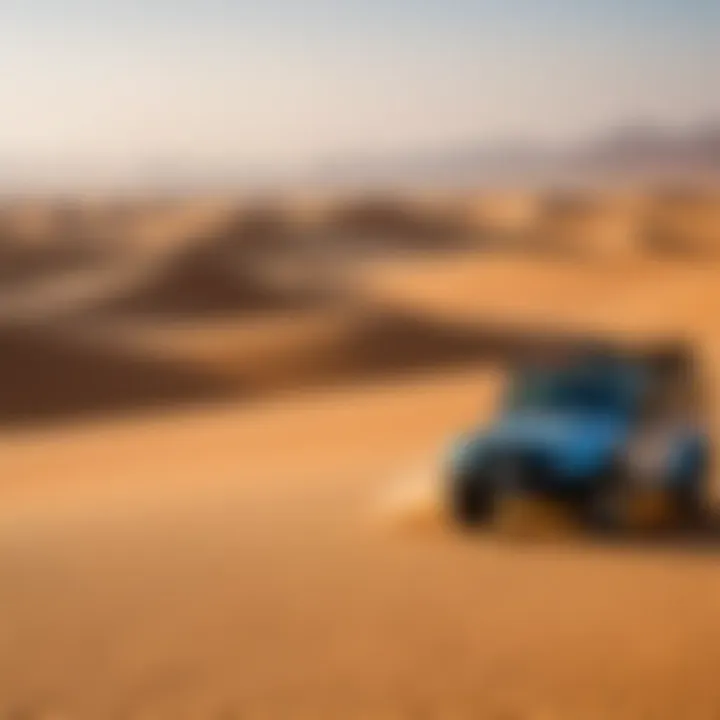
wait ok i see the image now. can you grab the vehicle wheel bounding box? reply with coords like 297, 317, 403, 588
674, 453, 709, 529
448, 471, 492, 526
587, 461, 632, 532
675, 483, 704, 529
591, 461, 682, 534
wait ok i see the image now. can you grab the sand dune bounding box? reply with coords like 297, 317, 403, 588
0, 305, 552, 427
644, 190, 720, 256
0, 189, 717, 301
321, 196, 474, 251
0, 200, 115, 286
94, 235, 326, 318
3, 189, 720, 718
0, 324, 229, 427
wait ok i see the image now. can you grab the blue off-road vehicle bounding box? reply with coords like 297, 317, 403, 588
446, 342, 711, 532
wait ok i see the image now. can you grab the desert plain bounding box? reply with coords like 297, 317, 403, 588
3, 189, 720, 718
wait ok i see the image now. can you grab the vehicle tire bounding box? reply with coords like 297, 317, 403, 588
674, 450, 709, 529
675, 483, 703, 529
590, 459, 685, 534
587, 460, 632, 532
448, 471, 492, 526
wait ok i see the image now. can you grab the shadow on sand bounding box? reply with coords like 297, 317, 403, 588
0, 324, 234, 428
0, 308, 605, 429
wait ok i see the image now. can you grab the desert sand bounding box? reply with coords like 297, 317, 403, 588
2, 191, 720, 718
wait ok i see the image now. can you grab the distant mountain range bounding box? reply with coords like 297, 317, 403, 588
309, 122, 720, 188
2, 122, 720, 193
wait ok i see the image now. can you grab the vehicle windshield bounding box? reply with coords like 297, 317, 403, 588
505, 359, 640, 415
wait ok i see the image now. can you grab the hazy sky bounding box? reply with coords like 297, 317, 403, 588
1, 0, 718, 168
